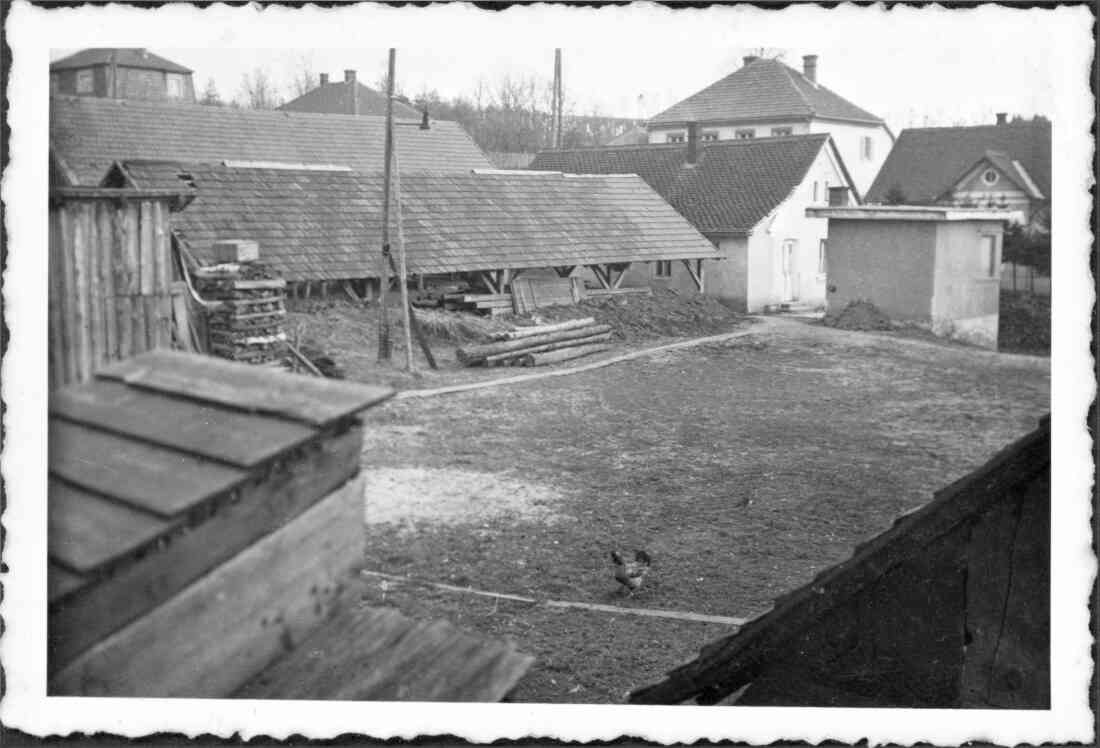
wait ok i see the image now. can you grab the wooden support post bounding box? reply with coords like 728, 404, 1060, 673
343, 281, 363, 304
697, 259, 705, 293
590, 265, 611, 290
480, 271, 500, 295
377, 48, 396, 363
611, 263, 629, 290
500, 269, 511, 291
682, 259, 704, 292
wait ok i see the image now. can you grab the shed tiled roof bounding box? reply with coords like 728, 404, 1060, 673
529, 134, 836, 236
648, 58, 883, 127
51, 48, 192, 74
50, 95, 490, 185
118, 162, 719, 281
280, 82, 422, 119
865, 121, 1051, 204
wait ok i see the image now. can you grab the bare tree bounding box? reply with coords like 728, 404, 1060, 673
237, 68, 281, 110
288, 54, 319, 98
199, 77, 224, 106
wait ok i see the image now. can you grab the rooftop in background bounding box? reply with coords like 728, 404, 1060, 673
111, 161, 721, 281
280, 69, 423, 119
806, 205, 1016, 222
50, 48, 193, 74
865, 118, 1051, 204
648, 56, 883, 127
529, 134, 850, 236
50, 95, 490, 186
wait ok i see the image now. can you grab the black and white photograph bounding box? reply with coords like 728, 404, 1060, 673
1, 1, 1094, 743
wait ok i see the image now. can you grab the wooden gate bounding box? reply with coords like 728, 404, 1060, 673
48, 188, 186, 390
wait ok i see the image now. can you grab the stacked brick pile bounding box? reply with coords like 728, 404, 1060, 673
193, 241, 287, 365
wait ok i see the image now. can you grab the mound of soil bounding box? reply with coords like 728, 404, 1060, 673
528, 289, 746, 342
824, 300, 892, 331
998, 290, 1050, 355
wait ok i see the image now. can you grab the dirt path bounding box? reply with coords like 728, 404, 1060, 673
355, 317, 1049, 703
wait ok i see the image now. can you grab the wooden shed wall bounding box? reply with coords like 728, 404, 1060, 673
49, 197, 175, 389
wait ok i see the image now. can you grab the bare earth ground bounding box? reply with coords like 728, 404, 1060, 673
344, 316, 1048, 703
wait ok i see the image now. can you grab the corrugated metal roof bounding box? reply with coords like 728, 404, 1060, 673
50, 95, 491, 186
865, 121, 1051, 204
119, 161, 721, 281
648, 58, 883, 127
529, 134, 835, 236
51, 48, 193, 74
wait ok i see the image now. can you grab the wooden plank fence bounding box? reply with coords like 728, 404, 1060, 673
49, 195, 177, 390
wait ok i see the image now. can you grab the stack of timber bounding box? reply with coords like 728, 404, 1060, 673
443, 291, 514, 315
457, 317, 612, 367
192, 255, 287, 364
48, 349, 395, 698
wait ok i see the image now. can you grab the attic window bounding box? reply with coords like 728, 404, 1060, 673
771, 127, 793, 137
735, 129, 755, 139
166, 73, 184, 99
701, 131, 719, 142
666, 133, 686, 144
982, 168, 1000, 186
76, 69, 94, 94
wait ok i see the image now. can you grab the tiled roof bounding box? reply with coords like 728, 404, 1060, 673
50, 48, 192, 74
648, 58, 883, 127
280, 82, 422, 119
118, 162, 719, 281
865, 120, 1051, 204
529, 134, 835, 236
50, 95, 490, 186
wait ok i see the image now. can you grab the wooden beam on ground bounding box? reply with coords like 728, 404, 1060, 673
286, 340, 324, 377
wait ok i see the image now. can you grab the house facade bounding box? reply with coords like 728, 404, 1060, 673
808, 206, 1011, 348
50, 48, 195, 103
646, 55, 893, 194
865, 116, 1051, 226
530, 132, 857, 313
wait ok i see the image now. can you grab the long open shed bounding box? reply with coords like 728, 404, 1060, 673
104, 160, 722, 294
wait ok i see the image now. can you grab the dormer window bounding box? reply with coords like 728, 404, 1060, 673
666, 133, 686, 144
76, 69, 94, 94
982, 168, 1000, 186
166, 73, 184, 99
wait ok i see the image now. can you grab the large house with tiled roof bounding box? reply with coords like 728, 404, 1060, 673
51, 48, 195, 103
530, 132, 858, 312
646, 55, 892, 194
49, 94, 490, 187
866, 116, 1051, 225
280, 69, 422, 119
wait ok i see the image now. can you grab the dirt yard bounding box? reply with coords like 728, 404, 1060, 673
349, 316, 1049, 703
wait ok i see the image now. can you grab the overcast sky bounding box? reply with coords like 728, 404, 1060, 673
44, 3, 1075, 134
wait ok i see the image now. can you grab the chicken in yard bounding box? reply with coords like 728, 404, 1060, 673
610, 550, 652, 596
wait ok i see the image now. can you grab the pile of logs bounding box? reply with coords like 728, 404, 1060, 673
456, 317, 612, 367
193, 263, 287, 365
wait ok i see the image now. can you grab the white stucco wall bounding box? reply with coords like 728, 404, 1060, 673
649, 120, 810, 143
807, 119, 892, 196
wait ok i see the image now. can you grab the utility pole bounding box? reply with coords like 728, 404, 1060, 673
553, 49, 563, 149
377, 48, 395, 363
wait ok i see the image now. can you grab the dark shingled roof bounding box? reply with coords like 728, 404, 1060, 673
51, 48, 192, 74
865, 120, 1051, 204
529, 134, 840, 236
281, 81, 422, 119
648, 58, 883, 127
50, 95, 490, 186
118, 161, 720, 281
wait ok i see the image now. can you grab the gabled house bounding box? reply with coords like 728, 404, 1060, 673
50, 48, 195, 102
866, 116, 1051, 226
646, 55, 893, 194
280, 69, 423, 119
529, 131, 858, 312
49, 94, 491, 186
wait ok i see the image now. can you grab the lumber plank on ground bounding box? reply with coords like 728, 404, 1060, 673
520, 342, 611, 367
492, 317, 597, 341
457, 324, 612, 366
48, 425, 363, 673
49, 419, 248, 518
49, 472, 367, 698
484, 331, 613, 366
97, 349, 394, 427
585, 286, 652, 297
50, 379, 316, 469
444, 293, 512, 303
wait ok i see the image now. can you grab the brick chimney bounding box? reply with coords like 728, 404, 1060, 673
686, 122, 699, 165
420, 108, 431, 130
742, 55, 759, 67
803, 54, 818, 83
344, 70, 359, 115
996, 112, 1007, 125
319, 73, 329, 85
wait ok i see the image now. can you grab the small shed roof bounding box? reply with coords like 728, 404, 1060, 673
629, 416, 1050, 705
49, 94, 490, 186
51, 48, 193, 74
48, 350, 393, 595
116, 161, 722, 281
531, 134, 851, 237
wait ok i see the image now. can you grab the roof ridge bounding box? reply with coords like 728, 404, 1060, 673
778, 62, 816, 115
